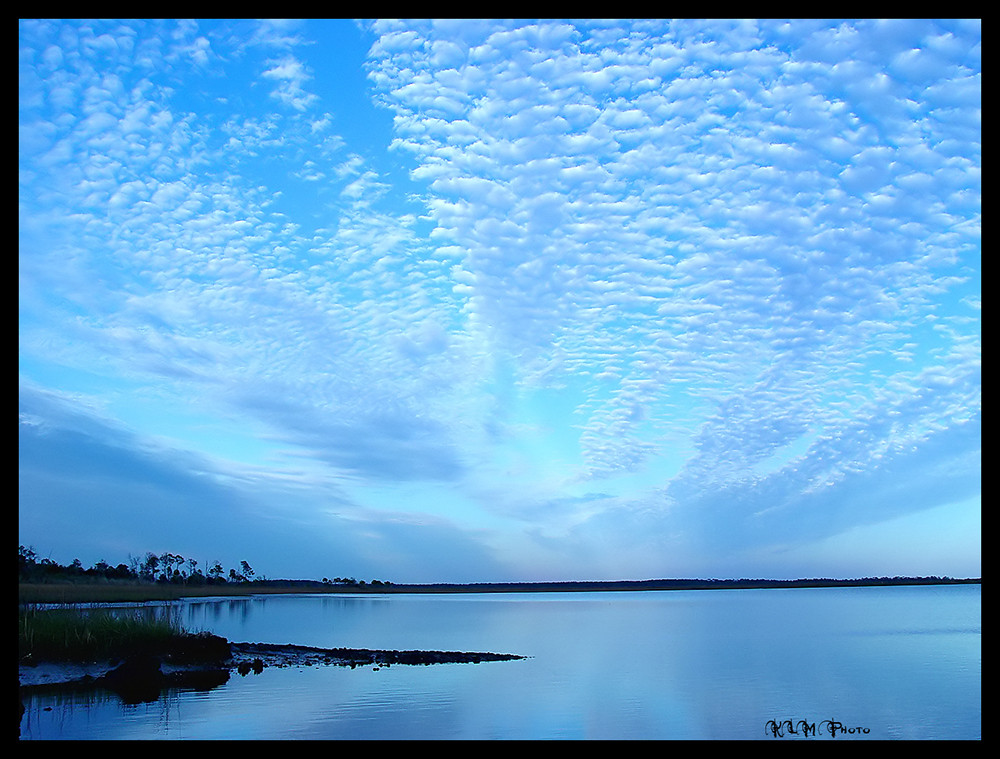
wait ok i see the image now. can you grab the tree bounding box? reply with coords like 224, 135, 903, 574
128, 553, 142, 578
18, 545, 39, 582
16, 546, 277, 587
110, 563, 134, 580
158, 552, 185, 582
209, 561, 225, 582
240, 560, 255, 582
142, 553, 160, 582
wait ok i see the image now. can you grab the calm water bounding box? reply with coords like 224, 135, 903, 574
20, 584, 980, 740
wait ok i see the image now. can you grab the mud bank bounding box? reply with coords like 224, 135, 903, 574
19, 633, 528, 705
230, 641, 528, 669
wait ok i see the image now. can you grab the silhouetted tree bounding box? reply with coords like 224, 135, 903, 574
209, 561, 225, 582
141, 553, 159, 582
240, 560, 255, 582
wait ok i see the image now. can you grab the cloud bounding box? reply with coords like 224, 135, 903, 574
19, 20, 980, 580
363, 18, 980, 479
230, 386, 467, 483
261, 54, 319, 111
18, 382, 505, 580
18, 383, 260, 559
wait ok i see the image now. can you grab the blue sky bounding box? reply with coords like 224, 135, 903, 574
19, 19, 980, 583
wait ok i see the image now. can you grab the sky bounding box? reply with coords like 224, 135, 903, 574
19, 19, 980, 583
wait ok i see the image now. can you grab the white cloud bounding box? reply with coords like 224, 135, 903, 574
18, 19, 981, 580
364, 18, 980, 489
261, 54, 318, 111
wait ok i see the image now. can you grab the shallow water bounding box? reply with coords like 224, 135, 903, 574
20, 584, 981, 740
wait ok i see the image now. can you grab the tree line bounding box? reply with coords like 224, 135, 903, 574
18, 545, 392, 588
18, 545, 261, 586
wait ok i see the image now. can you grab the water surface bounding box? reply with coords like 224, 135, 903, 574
20, 584, 981, 740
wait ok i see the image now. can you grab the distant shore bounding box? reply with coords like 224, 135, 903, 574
19, 576, 980, 605
338, 576, 982, 593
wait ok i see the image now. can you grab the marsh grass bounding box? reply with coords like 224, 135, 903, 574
19, 582, 210, 605
19, 605, 188, 661
18, 581, 344, 605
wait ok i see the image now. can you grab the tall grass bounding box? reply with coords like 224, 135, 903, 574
19, 605, 188, 661
19, 582, 200, 605
18, 581, 339, 605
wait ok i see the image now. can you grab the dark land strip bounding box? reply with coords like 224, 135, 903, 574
19, 632, 528, 708
341, 576, 981, 594
19, 575, 980, 605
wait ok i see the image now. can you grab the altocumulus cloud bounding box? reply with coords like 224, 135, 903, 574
19, 19, 979, 581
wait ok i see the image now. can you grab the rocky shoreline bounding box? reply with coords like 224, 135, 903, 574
19, 632, 528, 705
230, 641, 528, 669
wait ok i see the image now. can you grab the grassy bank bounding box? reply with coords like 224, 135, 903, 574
19, 605, 188, 662
20, 575, 981, 605
18, 581, 344, 605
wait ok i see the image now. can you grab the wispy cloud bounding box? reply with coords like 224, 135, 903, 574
19, 19, 980, 581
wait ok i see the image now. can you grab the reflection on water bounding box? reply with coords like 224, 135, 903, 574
20, 585, 981, 740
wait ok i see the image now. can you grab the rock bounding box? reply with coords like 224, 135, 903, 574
236, 658, 265, 676
228, 642, 527, 668
166, 632, 231, 663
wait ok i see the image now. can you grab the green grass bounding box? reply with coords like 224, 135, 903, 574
19, 605, 189, 662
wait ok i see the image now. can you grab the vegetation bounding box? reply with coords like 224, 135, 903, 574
19, 545, 978, 605
16, 544, 393, 660
19, 604, 187, 662
18, 545, 393, 604
375, 576, 980, 593
18, 544, 262, 586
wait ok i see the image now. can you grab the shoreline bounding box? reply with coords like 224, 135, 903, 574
18, 576, 980, 605
332, 576, 982, 594
19, 636, 528, 693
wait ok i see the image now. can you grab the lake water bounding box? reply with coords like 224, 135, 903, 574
19, 584, 981, 740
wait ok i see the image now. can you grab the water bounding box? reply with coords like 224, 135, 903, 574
20, 584, 981, 740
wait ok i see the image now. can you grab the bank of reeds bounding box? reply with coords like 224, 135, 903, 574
18, 580, 362, 605
19, 605, 188, 662
18, 581, 210, 605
